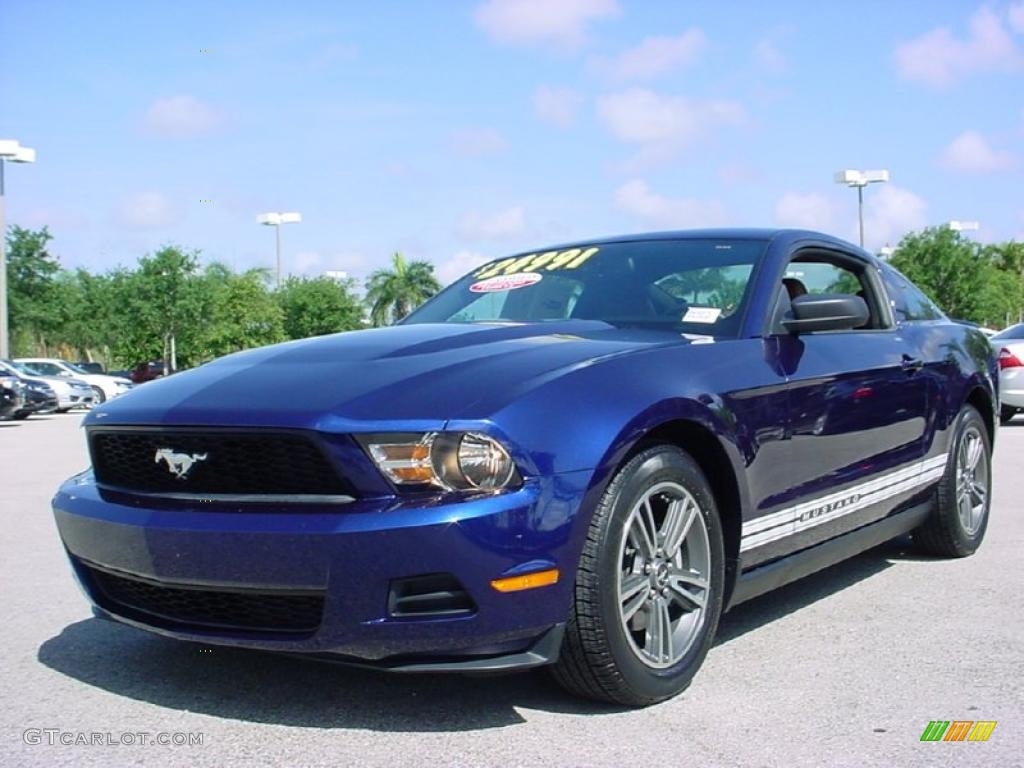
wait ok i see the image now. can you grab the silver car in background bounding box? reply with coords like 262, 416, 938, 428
992, 323, 1024, 424
0, 360, 94, 412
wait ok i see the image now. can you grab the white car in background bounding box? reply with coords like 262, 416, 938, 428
2, 360, 94, 412
991, 323, 1024, 424
15, 358, 133, 404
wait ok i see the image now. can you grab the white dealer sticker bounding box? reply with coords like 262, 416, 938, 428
682, 307, 722, 323
470, 273, 543, 293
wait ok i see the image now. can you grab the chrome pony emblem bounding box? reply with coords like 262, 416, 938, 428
154, 448, 208, 479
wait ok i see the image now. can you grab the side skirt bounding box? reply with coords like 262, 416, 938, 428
727, 499, 933, 609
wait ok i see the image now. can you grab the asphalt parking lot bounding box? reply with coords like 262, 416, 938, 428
1, 412, 1021, 767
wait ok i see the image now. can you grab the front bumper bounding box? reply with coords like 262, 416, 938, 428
52, 469, 593, 668
59, 389, 95, 409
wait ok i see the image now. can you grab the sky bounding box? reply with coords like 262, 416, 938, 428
2, 0, 1023, 287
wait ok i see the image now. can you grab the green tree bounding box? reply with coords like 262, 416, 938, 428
5, 225, 61, 354
365, 252, 440, 326
105, 246, 209, 371
889, 227, 994, 323
277, 276, 365, 339
200, 264, 284, 360
49, 269, 117, 362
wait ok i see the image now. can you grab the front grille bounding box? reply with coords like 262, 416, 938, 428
81, 562, 324, 634
89, 428, 352, 497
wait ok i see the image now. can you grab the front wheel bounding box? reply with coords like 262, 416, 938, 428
91, 386, 106, 404
1001, 406, 1017, 426
552, 445, 725, 706
914, 405, 991, 557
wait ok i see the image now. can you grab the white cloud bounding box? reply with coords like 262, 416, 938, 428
116, 191, 180, 230
940, 130, 1016, 173
597, 88, 745, 151
753, 38, 786, 74
474, 0, 619, 47
533, 86, 584, 127
894, 6, 1022, 88
862, 185, 928, 249
614, 179, 727, 228
451, 128, 508, 156
458, 206, 527, 240
143, 95, 224, 137
593, 29, 707, 81
774, 192, 836, 230
438, 250, 489, 285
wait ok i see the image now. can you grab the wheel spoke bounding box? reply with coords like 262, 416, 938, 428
628, 513, 656, 560
660, 498, 696, 558
966, 435, 982, 471
970, 482, 986, 505
644, 598, 672, 664
958, 492, 972, 525
667, 572, 706, 610
620, 572, 648, 623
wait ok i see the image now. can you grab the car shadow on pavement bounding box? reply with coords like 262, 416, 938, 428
38, 618, 621, 729
715, 541, 897, 645
38, 541, 904, 729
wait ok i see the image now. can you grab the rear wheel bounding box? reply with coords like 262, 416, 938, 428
1001, 406, 1017, 425
91, 386, 106, 404
914, 405, 991, 557
552, 445, 725, 706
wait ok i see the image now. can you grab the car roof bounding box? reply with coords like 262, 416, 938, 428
508, 228, 868, 258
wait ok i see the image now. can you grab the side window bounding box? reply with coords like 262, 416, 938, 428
881, 268, 944, 323
771, 252, 884, 332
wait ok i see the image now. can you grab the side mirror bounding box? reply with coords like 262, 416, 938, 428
783, 293, 869, 334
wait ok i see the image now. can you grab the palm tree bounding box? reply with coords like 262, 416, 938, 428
365, 252, 442, 326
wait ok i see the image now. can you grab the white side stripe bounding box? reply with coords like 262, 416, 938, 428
740, 455, 947, 552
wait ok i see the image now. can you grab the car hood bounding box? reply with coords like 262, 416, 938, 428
86, 321, 691, 429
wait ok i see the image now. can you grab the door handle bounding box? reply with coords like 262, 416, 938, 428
901, 354, 924, 374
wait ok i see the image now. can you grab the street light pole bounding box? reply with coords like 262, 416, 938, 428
257, 211, 301, 289
0, 139, 37, 359
857, 184, 864, 249
834, 169, 889, 249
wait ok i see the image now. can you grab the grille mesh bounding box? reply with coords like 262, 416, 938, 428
89, 428, 350, 496
83, 563, 324, 634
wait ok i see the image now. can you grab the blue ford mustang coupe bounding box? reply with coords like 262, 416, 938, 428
53, 229, 998, 705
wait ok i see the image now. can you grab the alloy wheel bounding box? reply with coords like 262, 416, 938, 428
955, 425, 989, 535
617, 481, 711, 669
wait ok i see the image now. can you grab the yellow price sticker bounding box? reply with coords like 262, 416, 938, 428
474, 247, 599, 279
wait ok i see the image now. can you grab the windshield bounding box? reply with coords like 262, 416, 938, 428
63, 362, 90, 374
405, 238, 767, 337
992, 323, 1024, 340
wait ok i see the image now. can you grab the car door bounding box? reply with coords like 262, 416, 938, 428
742, 248, 934, 565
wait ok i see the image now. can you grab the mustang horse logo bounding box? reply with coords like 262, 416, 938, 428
154, 448, 208, 479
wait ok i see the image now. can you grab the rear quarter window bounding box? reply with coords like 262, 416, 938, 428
881, 268, 944, 323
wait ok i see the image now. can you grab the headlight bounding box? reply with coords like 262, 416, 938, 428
363, 432, 520, 492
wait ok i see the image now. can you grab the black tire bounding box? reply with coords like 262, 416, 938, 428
91, 386, 106, 404
13, 411, 30, 420
56, 407, 71, 414
914, 405, 991, 557
1001, 406, 1016, 426
551, 445, 725, 706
